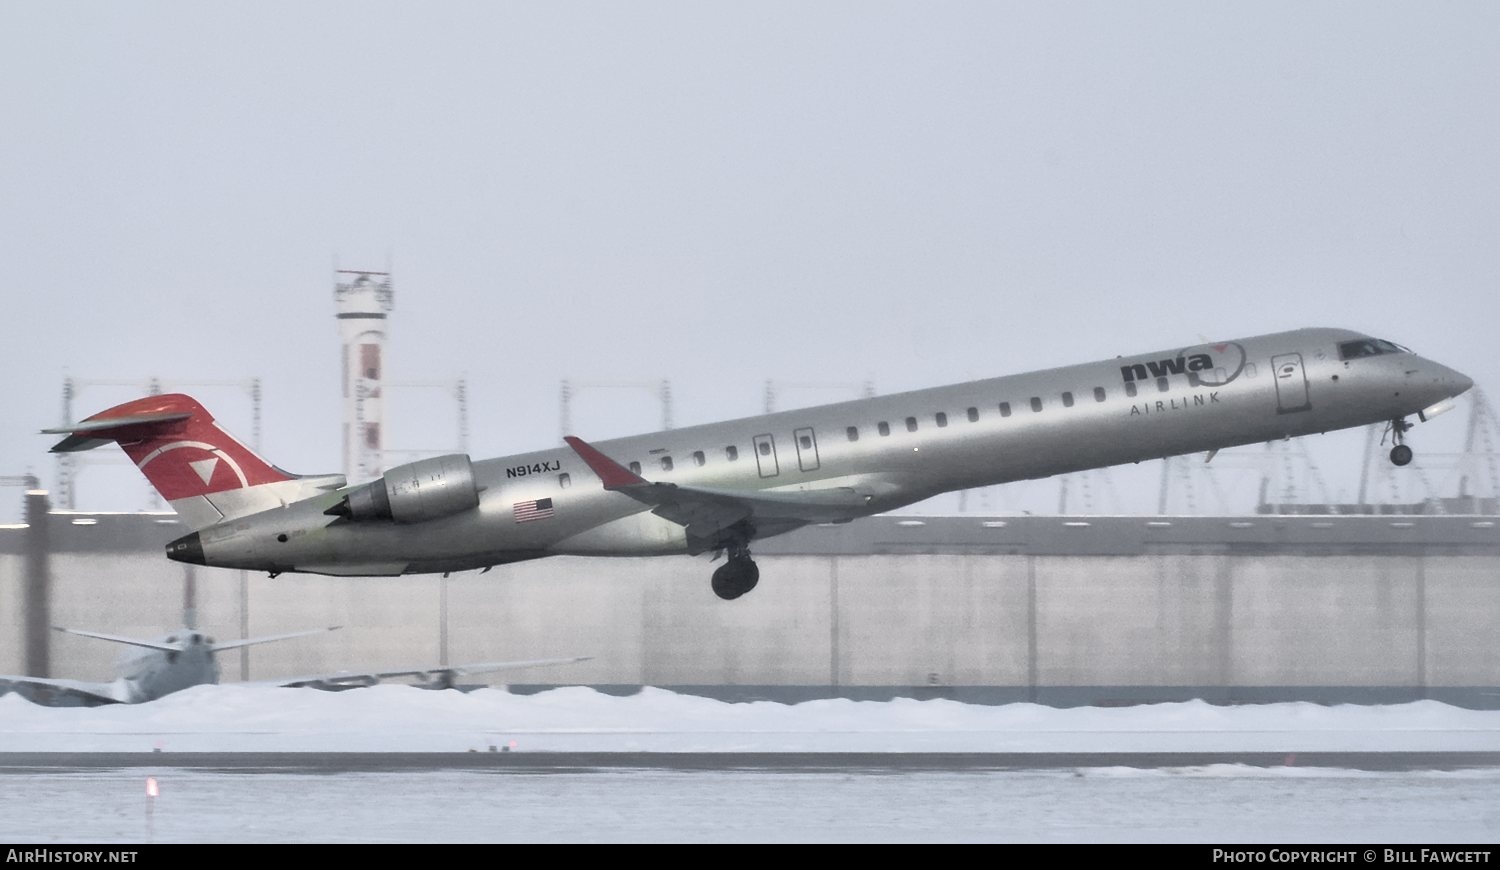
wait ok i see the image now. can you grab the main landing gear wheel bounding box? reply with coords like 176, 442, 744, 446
710, 551, 760, 600
1390, 444, 1413, 467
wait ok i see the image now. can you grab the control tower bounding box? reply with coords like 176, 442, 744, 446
334, 270, 394, 484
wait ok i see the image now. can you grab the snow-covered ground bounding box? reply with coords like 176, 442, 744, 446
2, 685, 1499, 754
4, 689, 1500, 842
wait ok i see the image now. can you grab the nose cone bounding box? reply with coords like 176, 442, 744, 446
1447, 366, 1475, 398
166, 531, 205, 565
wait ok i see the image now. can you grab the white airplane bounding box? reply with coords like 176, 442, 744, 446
0, 625, 335, 706
0, 625, 589, 707
44, 327, 1472, 600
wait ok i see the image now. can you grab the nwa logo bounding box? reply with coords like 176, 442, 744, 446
1119, 342, 1246, 388
1120, 353, 1214, 382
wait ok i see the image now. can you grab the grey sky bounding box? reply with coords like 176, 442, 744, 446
3, 2, 1497, 519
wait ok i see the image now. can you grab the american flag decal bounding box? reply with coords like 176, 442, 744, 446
512, 497, 555, 523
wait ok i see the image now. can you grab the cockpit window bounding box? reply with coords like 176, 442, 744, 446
1338, 338, 1407, 360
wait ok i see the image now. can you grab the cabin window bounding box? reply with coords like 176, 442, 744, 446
692, 450, 705, 467
1030, 397, 1042, 412
905, 416, 918, 432
967, 407, 979, 422
628, 461, 642, 475
1156, 376, 1169, 393
878, 421, 891, 436
799, 434, 813, 450
999, 402, 1012, 417
558, 473, 571, 489
758, 441, 772, 456
846, 426, 859, 442
1061, 392, 1074, 408
725, 446, 739, 461
1126, 382, 1138, 398
935, 412, 948, 428
660, 456, 674, 472
1094, 387, 1106, 402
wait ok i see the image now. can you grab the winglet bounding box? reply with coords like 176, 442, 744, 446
563, 436, 648, 490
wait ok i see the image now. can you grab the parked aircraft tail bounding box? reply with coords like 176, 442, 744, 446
44, 393, 345, 529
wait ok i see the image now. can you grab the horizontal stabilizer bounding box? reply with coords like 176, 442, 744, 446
47, 414, 195, 456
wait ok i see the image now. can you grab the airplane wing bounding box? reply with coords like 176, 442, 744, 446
259, 655, 592, 691
563, 436, 873, 552
0, 676, 125, 707
210, 626, 342, 652
53, 625, 340, 653
52, 627, 179, 653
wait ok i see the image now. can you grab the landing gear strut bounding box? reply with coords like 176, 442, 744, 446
1388, 417, 1414, 467
710, 542, 759, 600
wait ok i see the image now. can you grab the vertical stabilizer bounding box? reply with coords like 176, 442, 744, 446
44, 394, 340, 529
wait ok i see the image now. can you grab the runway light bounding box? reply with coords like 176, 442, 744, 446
145, 777, 159, 798
71, 518, 98, 526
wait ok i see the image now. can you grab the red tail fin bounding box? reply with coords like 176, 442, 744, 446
46, 394, 290, 501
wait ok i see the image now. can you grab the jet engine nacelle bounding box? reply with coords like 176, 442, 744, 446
328, 454, 481, 523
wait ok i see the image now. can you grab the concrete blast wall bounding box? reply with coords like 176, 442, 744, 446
5, 514, 1499, 705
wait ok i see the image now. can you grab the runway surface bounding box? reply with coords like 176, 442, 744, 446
3, 750, 1499, 772
3, 765, 1498, 843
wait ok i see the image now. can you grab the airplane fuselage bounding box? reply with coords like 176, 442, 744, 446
173, 327, 1471, 577
115, 635, 220, 703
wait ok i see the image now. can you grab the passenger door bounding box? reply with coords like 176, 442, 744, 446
793, 427, 820, 472
1271, 353, 1311, 414
752, 433, 780, 478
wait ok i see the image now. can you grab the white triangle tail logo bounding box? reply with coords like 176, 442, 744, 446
189, 458, 219, 487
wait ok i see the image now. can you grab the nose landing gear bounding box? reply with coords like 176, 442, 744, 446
1387, 417, 1414, 467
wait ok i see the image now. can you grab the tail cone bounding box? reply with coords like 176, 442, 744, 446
166, 532, 205, 566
